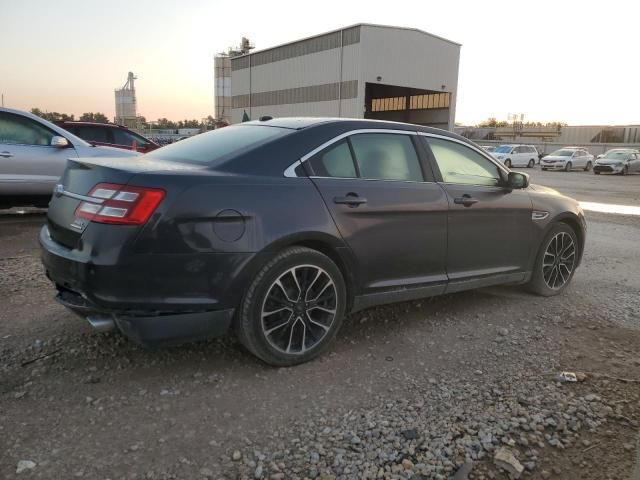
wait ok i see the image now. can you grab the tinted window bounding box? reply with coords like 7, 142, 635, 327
147, 125, 290, 165
309, 141, 356, 178
113, 128, 148, 148
75, 126, 110, 143
426, 137, 501, 187
0, 112, 55, 146
349, 133, 423, 182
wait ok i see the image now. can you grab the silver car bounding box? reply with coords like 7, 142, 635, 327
593, 148, 640, 175
0, 107, 140, 208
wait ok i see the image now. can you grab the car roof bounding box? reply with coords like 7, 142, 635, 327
57, 121, 126, 129
241, 117, 462, 138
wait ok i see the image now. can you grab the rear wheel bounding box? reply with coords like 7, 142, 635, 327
504, 159, 512, 168
564, 161, 572, 172
584, 161, 593, 171
235, 247, 347, 366
528, 223, 578, 296
527, 159, 535, 168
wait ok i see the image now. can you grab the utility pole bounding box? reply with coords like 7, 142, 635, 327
1, 93, 4, 107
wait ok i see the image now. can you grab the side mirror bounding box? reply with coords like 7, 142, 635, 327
51, 136, 70, 148
596, 154, 603, 159
507, 171, 529, 189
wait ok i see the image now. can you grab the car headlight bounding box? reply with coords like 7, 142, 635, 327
497, 156, 504, 160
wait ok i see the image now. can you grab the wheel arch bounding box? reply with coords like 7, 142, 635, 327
546, 212, 586, 266
244, 232, 358, 312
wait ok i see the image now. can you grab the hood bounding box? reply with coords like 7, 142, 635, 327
528, 184, 562, 196
541, 155, 570, 162
596, 158, 626, 165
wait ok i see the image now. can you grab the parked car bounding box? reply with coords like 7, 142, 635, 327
56, 121, 160, 153
593, 148, 640, 175
540, 147, 594, 172
492, 145, 538, 168
40, 118, 586, 366
0, 107, 140, 209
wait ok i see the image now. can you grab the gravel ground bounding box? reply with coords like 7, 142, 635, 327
1, 170, 639, 479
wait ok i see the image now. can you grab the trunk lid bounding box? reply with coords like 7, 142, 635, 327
47, 157, 199, 248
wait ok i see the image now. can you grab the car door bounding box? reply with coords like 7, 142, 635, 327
306, 130, 449, 297
420, 134, 533, 291
631, 153, 640, 172
0, 111, 78, 196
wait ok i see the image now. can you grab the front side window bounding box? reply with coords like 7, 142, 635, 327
425, 137, 502, 187
308, 141, 357, 178
349, 133, 423, 182
0, 112, 55, 146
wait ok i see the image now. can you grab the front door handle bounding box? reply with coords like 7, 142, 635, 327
454, 194, 479, 207
0, 151, 14, 158
333, 193, 367, 207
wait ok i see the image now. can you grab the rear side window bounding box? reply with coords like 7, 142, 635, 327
0, 112, 55, 146
349, 133, 423, 182
147, 125, 290, 165
308, 141, 357, 178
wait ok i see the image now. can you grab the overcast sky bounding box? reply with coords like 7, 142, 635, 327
2, 0, 638, 125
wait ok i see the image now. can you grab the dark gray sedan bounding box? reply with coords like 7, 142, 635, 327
40, 118, 586, 366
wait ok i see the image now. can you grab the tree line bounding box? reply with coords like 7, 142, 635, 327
476, 117, 567, 128
30, 108, 218, 130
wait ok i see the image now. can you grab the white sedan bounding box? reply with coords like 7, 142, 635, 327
540, 148, 594, 172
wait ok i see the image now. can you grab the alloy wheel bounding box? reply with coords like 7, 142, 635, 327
261, 265, 337, 355
542, 232, 576, 290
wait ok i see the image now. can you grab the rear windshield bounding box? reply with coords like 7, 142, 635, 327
145, 125, 290, 165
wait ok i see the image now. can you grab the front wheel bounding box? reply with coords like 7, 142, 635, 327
621, 165, 629, 175
235, 247, 347, 366
564, 161, 572, 172
584, 161, 592, 171
504, 159, 512, 168
528, 159, 535, 168
594, 171, 601, 175
527, 223, 578, 296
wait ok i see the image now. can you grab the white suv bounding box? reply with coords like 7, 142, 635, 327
492, 145, 538, 168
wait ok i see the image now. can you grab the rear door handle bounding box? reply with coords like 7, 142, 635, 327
0, 151, 14, 158
333, 193, 367, 207
454, 194, 479, 207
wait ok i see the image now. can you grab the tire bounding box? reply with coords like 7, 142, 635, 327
527, 223, 579, 297
504, 159, 512, 168
584, 161, 592, 171
235, 246, 347, 366
541, 168, 547, 171
621, 165, 629, 175
564, 161, 572, 172
527, 159, 535, 168
594, 171, 601, 175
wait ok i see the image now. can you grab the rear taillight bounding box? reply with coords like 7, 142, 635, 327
74, 183, 165, 225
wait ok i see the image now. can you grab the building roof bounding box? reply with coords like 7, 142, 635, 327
230, 23, 461, 63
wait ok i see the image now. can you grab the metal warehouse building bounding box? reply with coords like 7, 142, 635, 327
226, 24, 460, 129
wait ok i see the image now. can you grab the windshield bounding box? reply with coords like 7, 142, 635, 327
494, 146, 512, 153
550, 150, 574, 157
145, 125, 291, 165
603, 150, 631, 160
483, 146, 496, 152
